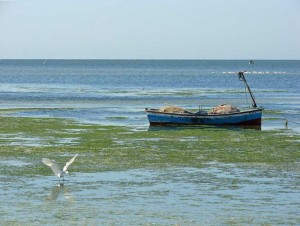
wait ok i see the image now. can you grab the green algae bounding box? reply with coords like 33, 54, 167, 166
0, 115, 299, 176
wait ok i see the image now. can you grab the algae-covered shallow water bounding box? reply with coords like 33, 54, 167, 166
0, 60, 300, 225
0, 116, 299, 225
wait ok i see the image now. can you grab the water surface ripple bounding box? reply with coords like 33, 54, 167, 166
1, 164, 299, 225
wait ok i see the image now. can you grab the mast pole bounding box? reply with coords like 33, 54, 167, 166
238, 71, 257, 108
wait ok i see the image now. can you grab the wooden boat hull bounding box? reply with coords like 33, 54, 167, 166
145, 108, 262, 126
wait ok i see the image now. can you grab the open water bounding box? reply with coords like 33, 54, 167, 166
0, 60, 299, 130
0, 60, 300, 225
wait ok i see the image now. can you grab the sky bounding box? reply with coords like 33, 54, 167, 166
0, 0, 299, 59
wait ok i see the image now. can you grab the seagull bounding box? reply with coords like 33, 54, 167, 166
42, 154, 78, 182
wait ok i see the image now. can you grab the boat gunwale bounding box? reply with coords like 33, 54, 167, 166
145, 108, 262, 117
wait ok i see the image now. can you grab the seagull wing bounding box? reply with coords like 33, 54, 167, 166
42, 158, 61, 176
63, 154, 78, 172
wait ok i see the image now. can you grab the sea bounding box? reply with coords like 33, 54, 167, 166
0, 59, 300, 131
0, 60, 300, 225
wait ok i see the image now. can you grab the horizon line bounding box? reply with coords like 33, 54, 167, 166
1, 58, 299, 61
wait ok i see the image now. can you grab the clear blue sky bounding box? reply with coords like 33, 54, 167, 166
0, 0, 299, 59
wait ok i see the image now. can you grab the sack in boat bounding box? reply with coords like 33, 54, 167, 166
209, 104, 240, 114
159, 106, 187, 114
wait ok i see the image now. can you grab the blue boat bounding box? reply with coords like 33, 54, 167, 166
146, 71, 262, 126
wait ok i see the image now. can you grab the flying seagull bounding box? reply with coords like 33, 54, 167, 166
42, 154, 78, 182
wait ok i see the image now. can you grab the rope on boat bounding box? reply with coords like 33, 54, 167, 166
238, 71, 257, 108
244, 83, 251, 108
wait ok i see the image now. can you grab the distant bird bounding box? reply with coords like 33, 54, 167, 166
42, 154, 78, 182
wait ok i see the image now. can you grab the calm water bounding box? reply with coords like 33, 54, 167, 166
1, 60, 300, 225
1, 164, 299, 225
0, 60, 300, 130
